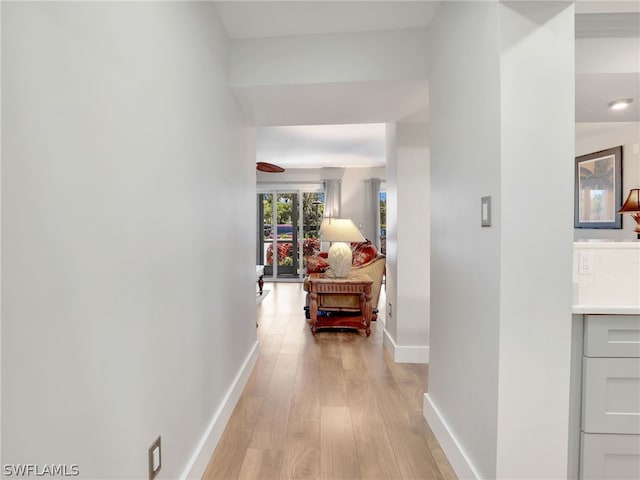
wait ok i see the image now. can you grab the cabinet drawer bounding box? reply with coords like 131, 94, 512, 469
580, 433, 640, 479
584, 315, 640, 358
582, 357, 640, 434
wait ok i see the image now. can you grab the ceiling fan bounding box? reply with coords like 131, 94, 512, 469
256, 162, 285, 173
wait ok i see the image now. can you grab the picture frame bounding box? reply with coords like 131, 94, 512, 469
574, 146, 623, 229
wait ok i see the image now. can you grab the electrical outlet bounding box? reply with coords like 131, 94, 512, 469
148, 436, 161, 480
579, 252, 594, 274
388, 302, 392, 316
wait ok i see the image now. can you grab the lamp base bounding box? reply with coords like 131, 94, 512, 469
632, 213, 640, 234
328, 242, 352, 278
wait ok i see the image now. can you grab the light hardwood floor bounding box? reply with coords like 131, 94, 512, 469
203, 282, 457, 480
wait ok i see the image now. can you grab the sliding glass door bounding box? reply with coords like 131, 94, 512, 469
257, 188, 324, 280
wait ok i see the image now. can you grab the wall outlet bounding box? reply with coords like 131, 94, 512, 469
148, 436, 161, 480
579, 252, 594, 274
388, 302, 392, 316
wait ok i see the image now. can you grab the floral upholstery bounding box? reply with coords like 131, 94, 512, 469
306, 252, 329, 274
303, 242, 386, 321
351, 240, 377, 266
306, 240, 378, 273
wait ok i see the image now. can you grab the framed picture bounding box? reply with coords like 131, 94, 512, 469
574, 146, 623, 229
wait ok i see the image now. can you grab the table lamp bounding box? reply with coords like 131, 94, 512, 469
319, 218, 365, 277
318, 217, 333, 237
619, 188, 640, 238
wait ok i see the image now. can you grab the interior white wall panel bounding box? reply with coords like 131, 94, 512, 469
1, 3, 255, 478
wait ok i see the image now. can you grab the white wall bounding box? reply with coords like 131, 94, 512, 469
228, 28, 429, 126
2, 3, 256, 479
426, 2, 574, 478
384, 124, 398, 341
496, 3, 574, 477
576, 38, 639, 74
230, 28, 429, 87
383, 122, 430, 363
427, 3, 502, 477
575, 122, 640, 241
341, 167, 386, 242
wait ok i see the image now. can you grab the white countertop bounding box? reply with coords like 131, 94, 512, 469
573, 305, 640, 315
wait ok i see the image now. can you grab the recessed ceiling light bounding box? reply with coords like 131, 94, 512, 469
607, 98, 634, 110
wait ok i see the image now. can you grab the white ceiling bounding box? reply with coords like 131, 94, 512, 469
214, 1, 640, 169
257, 123, 387, 169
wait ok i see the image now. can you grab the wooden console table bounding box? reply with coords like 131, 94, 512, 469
307, 272, 373, 336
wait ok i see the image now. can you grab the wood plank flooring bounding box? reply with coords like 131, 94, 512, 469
203, 282, 456, 480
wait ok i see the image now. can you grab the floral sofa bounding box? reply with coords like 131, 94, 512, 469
303, 240, 386, 321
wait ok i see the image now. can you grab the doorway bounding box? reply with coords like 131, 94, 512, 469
257, 190, 324, 280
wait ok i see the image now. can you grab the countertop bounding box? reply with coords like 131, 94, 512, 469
573, 305, 640, 315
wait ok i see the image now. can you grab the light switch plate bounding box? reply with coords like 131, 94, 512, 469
148, 436, 161, 480
481, 196, 492, 227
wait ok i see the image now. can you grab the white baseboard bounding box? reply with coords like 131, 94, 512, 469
180, 341, 259, 480
383, 329, 429, 364
423, 393, 480, 480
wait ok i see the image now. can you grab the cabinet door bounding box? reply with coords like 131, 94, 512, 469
582, 357, 640, 434
584, 315, 640, 358
581, 433, 640, 479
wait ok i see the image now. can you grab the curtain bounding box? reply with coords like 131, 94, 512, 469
323, 179, 341, 218
321, 179, 341, 251
367, 178, 381, 248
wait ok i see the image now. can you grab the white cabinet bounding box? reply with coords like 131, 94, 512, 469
580, 315, 640, 479
582, 357, 640, 434
581, 433, 640, 480
584, 315, 640, 358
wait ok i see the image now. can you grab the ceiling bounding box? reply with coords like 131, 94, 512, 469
213, 1, 640, 169
257, 123, 387, 169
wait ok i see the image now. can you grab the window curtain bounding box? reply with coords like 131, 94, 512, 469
321, 179, 341, 251
367, 178, 381, 248
323, 179, 341, 218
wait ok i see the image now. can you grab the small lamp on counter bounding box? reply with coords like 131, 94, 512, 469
619, 188, 640, 239
320, 218, 365, 278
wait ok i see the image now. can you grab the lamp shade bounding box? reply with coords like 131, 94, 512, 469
319, 218, 365, 243
619, 188, 640, 213
318, 217, 333, 236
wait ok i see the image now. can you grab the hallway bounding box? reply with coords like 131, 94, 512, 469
203, 283, 456, 480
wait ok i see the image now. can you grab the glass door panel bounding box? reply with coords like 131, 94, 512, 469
301, 192, 324, 269
380, 190, 387, 255
258, 193, 274, 277
274, 193, 297, 277
257, 188, 325, 280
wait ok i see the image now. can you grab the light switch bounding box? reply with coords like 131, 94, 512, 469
153, 447, 160, 471
148, 436, 161, 480
481, 196, 491, 227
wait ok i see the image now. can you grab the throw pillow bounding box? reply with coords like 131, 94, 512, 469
352, 240, 377, 266
306, 255, 330, 273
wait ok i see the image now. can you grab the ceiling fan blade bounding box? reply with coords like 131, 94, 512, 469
257, 162, 285, 173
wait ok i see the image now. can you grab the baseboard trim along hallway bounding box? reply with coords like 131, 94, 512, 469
423, 393, 479, 480
181, 341, 260, 480
383, 329, 430, 364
